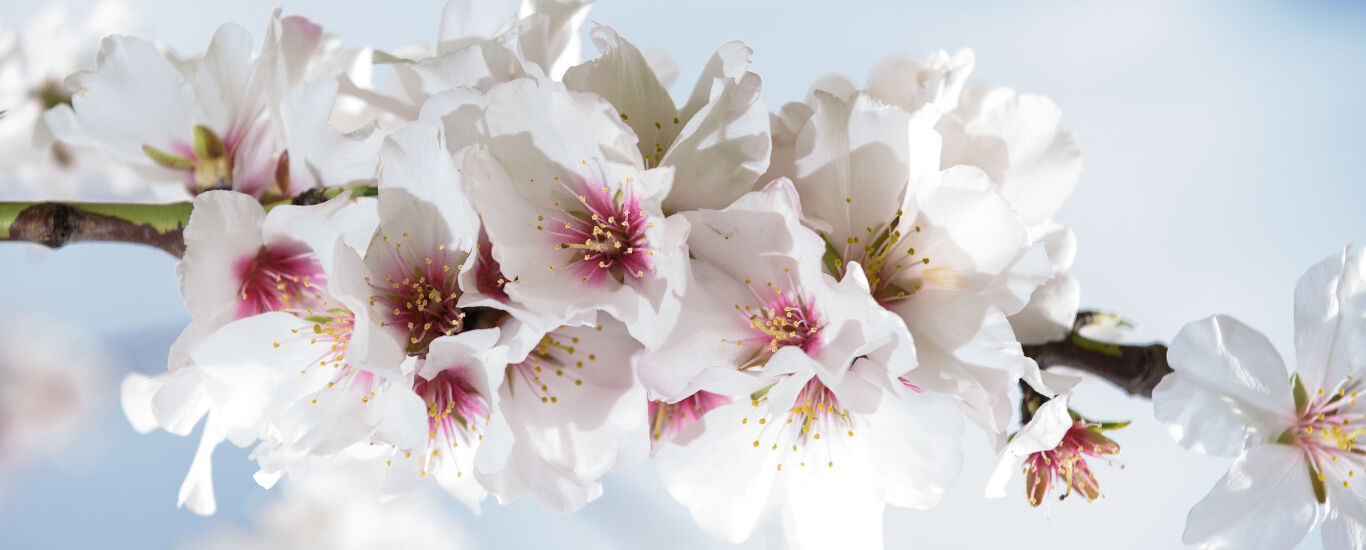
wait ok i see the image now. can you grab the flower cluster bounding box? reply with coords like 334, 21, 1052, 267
23, 1, 1095, 547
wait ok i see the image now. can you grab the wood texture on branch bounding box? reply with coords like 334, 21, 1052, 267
0, 201, 192, 257
1022, 311, 1172, 398
0, 186, 379, 258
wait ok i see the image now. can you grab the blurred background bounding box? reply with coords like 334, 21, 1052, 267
1, 0, 1364, 548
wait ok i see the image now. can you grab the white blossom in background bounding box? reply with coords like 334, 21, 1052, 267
45, 11, 379, 200
0, 312, 108, 494
650, 181, 963, 549
0, 0, 146, 200
185, 463, 476, 550
1154, 246, 1366, 550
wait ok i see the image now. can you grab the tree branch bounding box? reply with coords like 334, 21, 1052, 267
0, 186, 379, 258
0, 201, 192, 257
1022, 311, 1171, 398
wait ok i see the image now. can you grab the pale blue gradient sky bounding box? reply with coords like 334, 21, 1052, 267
1, 1, 1364, 548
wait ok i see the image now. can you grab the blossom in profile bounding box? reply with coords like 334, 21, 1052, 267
1154, 246, 1366, 550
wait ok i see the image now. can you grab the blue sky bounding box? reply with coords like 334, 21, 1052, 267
1, 1, 1364, 548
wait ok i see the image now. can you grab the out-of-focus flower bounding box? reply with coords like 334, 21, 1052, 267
0, 312, 108, 494
1154, 246, 1366, 550
185, 462, 476, 550
0, 0, 145, 200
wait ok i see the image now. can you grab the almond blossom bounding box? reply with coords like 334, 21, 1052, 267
463, 77, 689, 348
770, 87, 1045, 445
1154, 246, 1366, 549
647, 181, 963, 549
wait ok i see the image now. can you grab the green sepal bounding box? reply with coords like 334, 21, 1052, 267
142, 144, 194, 170
1292, 373, 1310, 416
1309, 460, 1328, 504
193, 124, 225, 159
820, 235, 844, 277
750, 383, 775, 402
1096, 420, 1132, 432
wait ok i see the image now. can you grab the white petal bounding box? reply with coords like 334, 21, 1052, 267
192, 24, 255, 139
660, 70, 770, 213
679, 40, 752, 122
793, 91, 920, 247
562, 25, 679, 165
1009, 274, 1081, 345
179, 416, 225, 516
1157, 315, 1296, 455
1324, 482, 1366, 550
779, 470, 884, 550
1294, 246, 1366, 394
985, 395, 1071, 497
866, 48, 975, 113
1182, 444, 1319, 550
514, 0, 592, 80
177, 190, 266, 321
60, 35, 193, 163
120, 373, 163, 434
944, 84, 1083, 227
655, 402, 780, 544
438, 0, 514, 53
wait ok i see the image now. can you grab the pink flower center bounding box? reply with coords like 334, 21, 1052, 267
367, 233, 464, 354
722, 274, 823, 370
650, 391, 731, 443
415, 368, 490, 445
543, 178, 653, 284
233, 242, 326, 319
473, 228, 510, 302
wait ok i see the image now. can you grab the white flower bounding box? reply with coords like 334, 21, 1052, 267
122, 193, 401, 515
475, 315, 650, 512
1154, 246, 1366, 550
463, 77, 689, 348
812, 49, 1085, 346
775, 88, 1044, 444
647, 181, 961, 548
45, 12, 375, 199
563, 24, 770, 213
